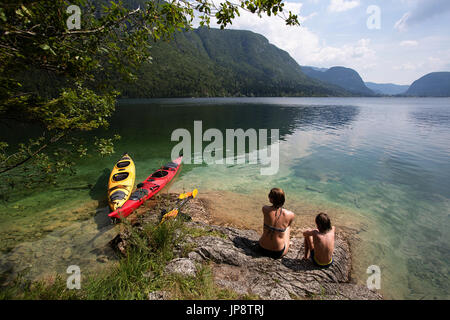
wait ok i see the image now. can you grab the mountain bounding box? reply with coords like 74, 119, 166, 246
405, 72, 450, 97
117, 28, 350, 98
308, 66, 329, 72
301, 66, 375, 96
365, 82, 409, 95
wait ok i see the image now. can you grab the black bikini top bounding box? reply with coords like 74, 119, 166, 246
264, 207, 287, 233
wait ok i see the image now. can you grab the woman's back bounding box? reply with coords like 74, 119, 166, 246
259, 205, 294, 251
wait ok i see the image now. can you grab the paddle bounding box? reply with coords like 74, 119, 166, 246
178, 190, 196, 200
160, 189, 198, 224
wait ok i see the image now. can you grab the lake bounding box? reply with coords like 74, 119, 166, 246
0, 97, 449, 299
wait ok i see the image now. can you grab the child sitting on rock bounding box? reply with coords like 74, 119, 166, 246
302, 213, 335, 268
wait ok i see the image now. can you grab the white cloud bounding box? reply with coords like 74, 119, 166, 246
394, 63, 418, 71
400, 40, 418, 47
207, 1, 376, 74
327, 0, 360, 13
394, 12, 411, 31
301, 12, 318, 23
295, 37, 376, 67
426, 56, 450, 70
395, 0, 450, 31
393, 55, 449, 73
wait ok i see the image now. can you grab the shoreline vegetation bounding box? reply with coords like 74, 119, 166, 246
0, 193, 382, 300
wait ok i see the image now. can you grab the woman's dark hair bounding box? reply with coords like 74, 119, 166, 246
268, 188, 285, 208
315, 212, 332, 233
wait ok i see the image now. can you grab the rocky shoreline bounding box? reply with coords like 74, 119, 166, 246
114, 194, 382, 300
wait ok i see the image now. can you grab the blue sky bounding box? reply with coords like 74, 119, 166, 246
209, 0, 450, 85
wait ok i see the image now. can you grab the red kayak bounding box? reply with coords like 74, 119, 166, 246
108, 156, 182, 219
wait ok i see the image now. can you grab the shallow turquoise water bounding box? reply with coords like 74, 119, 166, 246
1, 97, 449, 299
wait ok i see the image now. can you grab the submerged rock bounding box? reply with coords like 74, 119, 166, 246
96, 255, 109, 263
62, 248, 72, 260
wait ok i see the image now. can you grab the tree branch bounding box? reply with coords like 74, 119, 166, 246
63, 7, 142, 36
0, 132, 65, 175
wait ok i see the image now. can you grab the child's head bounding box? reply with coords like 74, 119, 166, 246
315, 212, 332, 233
268, 188, 285, 208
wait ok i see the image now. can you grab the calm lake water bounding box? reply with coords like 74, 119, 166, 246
1, 97, 449, 299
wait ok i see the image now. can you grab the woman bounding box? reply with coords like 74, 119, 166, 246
258, 188, 295, 259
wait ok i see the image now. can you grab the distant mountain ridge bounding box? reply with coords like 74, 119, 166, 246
118, 28, 351, 98
112, 0, 450, 98
365, 82, 409, 95
405, 72, 450, 97
301, 66, 375, 96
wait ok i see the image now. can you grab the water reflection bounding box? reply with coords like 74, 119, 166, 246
111, 100, 360, 143
289, 105, 359, 132
409, 107, 450, 128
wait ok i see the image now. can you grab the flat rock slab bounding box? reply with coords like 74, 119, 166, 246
185, 222, 382, 300
165, 258, 197, 277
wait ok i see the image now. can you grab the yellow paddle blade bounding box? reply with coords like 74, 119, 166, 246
166, 209, 178, 218
179, 192, 192, 199
160, 209, 179, 224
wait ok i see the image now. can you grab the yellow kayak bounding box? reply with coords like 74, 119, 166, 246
107, 153, 136, 211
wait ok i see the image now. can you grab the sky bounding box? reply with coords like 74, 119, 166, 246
206, 0, 450, 85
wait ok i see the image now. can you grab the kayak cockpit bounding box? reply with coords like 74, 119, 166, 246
130, 188, 149, 201
116, 161, 130, 168
112, 172, 129, 181
151, 170, 168, 178
110, 190, 127, 201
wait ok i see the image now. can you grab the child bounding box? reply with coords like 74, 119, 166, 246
302, 213, 335, 268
